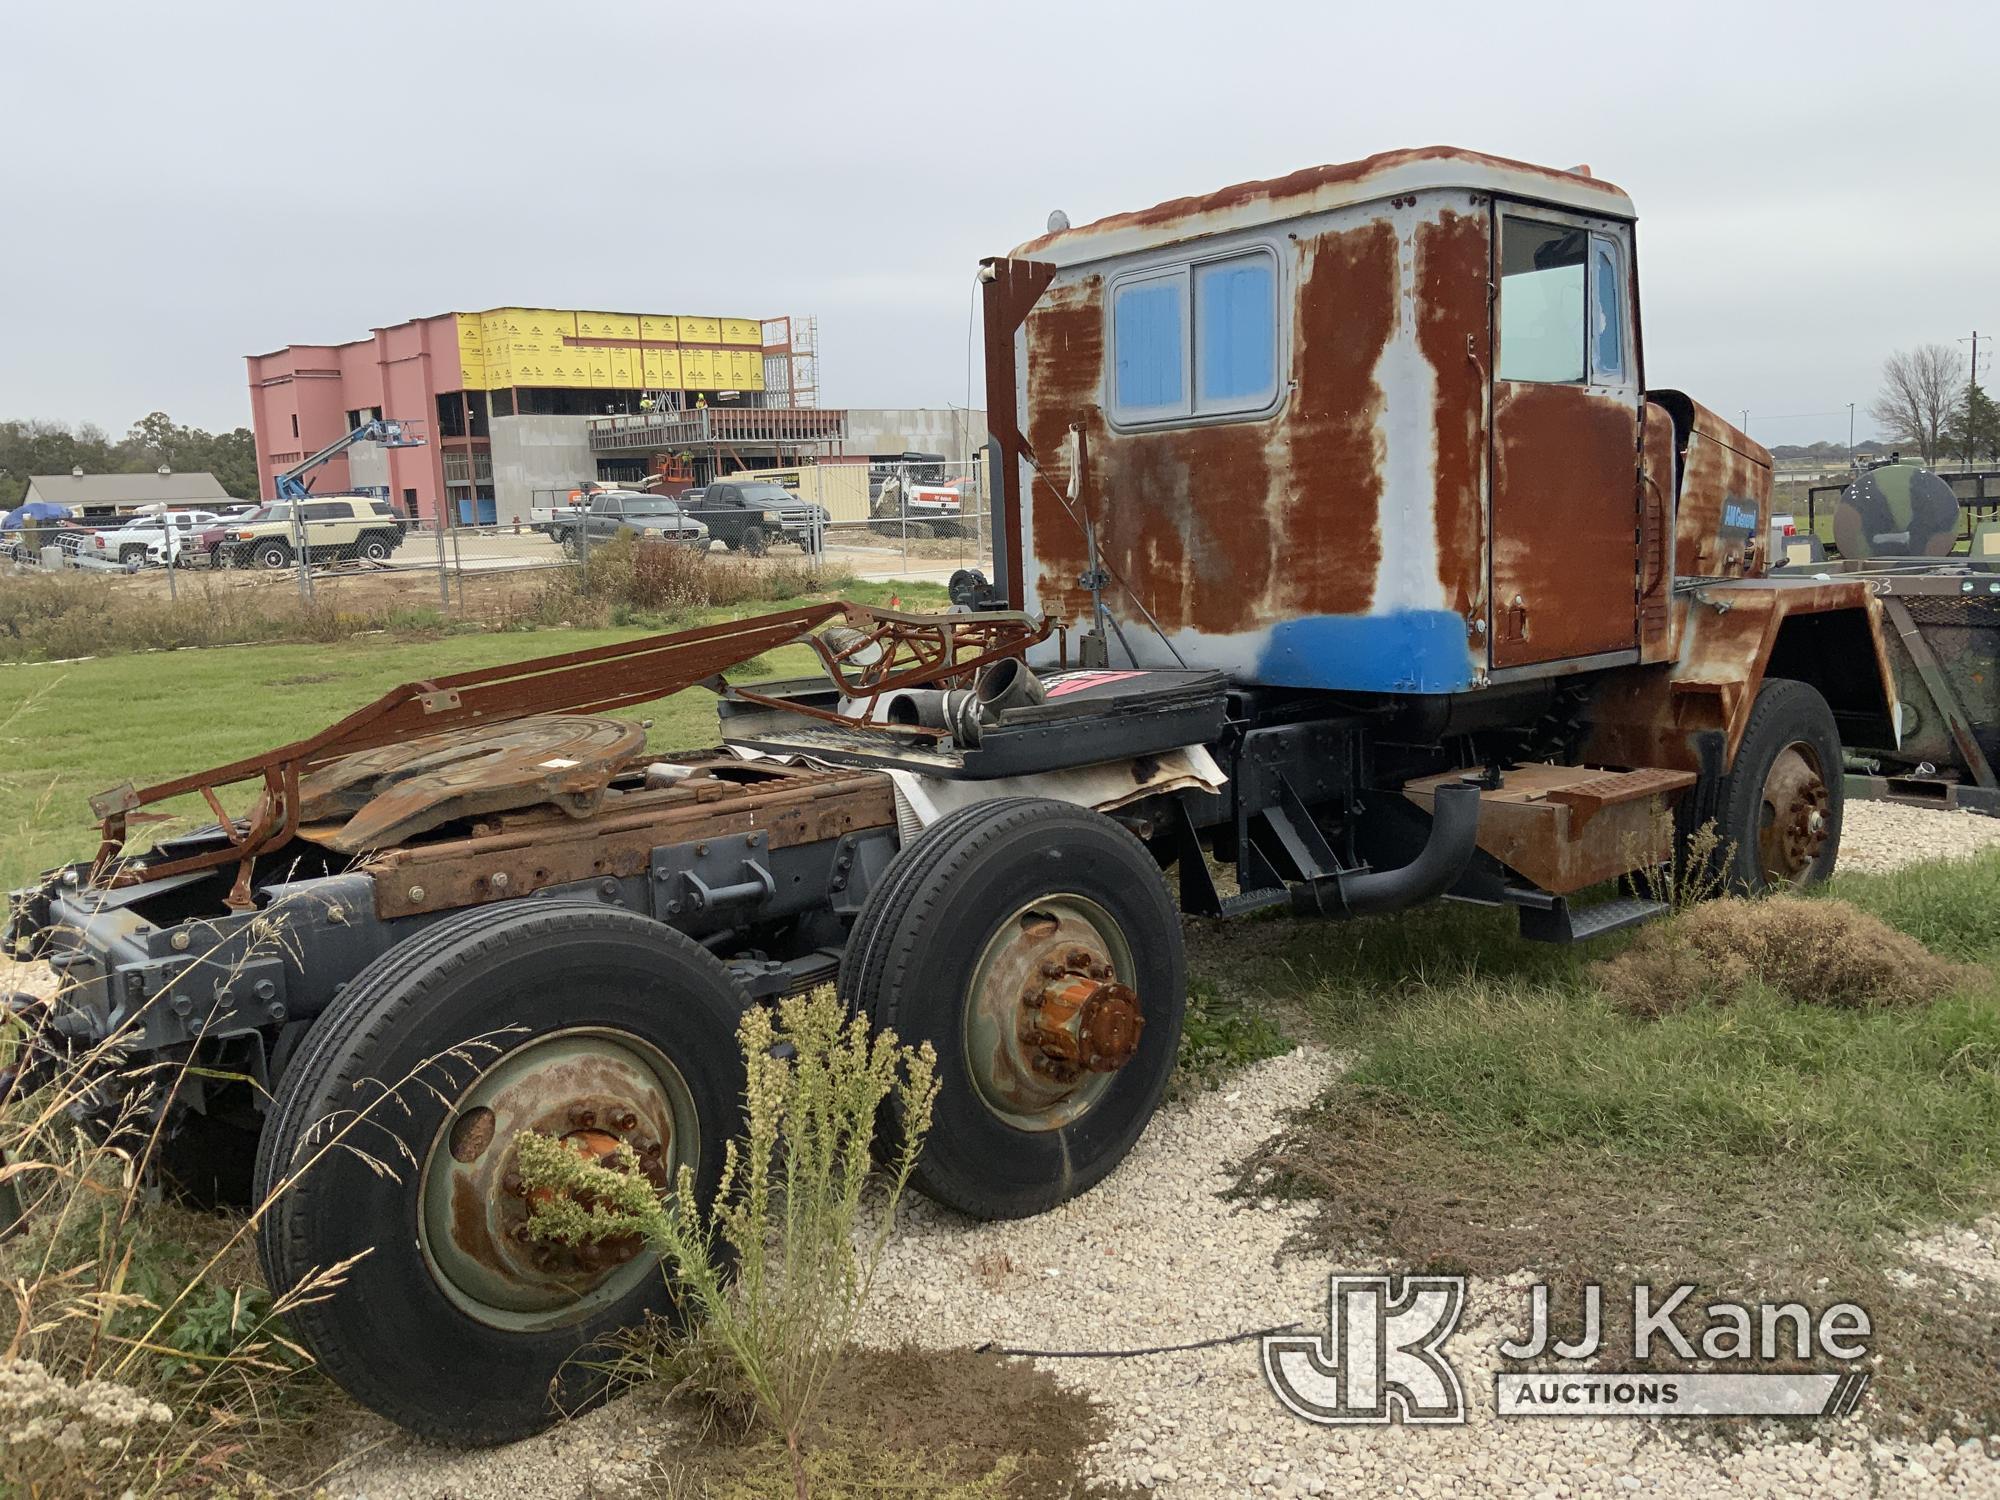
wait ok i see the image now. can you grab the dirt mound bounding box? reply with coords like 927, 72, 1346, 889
1595, 894, 1975, 1017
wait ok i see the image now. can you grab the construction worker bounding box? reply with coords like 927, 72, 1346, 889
638, 394, 655, 412
695, 393, 707, 410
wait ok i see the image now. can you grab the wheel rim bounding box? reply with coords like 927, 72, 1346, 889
962, 895, 1145, 1132
1756, 742, 1831, 885
417, 1026, 696, 1331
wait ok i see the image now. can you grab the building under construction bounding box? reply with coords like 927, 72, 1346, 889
247, 307, 826, 524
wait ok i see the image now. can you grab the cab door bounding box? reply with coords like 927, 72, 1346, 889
1488, 204, 1642, 669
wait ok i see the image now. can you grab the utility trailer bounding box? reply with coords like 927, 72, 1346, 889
5, 147, 1899, 1443
1771, 470, 2000, 814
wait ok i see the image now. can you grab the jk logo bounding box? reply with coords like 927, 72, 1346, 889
1262, 1275, 1467, 1425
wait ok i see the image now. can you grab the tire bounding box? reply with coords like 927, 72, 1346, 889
561, 532, 581, 560
836, 798, 1035, 1010
358, 533, 392, 563
848, 798, 1185, 1220
255, 902, 747, 1444
1714, 677, 1842, 891
254, 540, 291, 570
740, 526, 767, 557
119, 545, 147, 566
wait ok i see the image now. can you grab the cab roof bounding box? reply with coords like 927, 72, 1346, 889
1009, 146, 1633, 267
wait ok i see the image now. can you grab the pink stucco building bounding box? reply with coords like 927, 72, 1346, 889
246, 315, 467, 524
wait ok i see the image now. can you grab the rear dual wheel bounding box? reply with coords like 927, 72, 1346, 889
255, 902, 745, 1444
842, 798, 1186, 1220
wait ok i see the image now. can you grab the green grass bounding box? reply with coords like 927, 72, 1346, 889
1171, 975, 1292, 1095
0, 624, 822, 890
1266, 852, 2000, 1223
0, 577, 952, 889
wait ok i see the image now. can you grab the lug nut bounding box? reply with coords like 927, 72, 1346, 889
615, 1111, 638, 1132
502, 1171, 524, 1196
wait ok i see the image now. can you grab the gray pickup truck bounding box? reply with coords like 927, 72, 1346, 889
679, 481, 827, 555
553, 490, 708, 555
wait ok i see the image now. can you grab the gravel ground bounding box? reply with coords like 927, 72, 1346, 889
16, 801, 2000, 1497
1835, 800, 2000, 875
856, 1045, 2000, 1498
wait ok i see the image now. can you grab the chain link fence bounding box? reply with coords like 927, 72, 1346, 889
4, 461, 998, 615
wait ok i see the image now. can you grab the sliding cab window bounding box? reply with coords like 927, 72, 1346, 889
1110, 247, 1278, 425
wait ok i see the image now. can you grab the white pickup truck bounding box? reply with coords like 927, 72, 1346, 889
80, 509, 225, 567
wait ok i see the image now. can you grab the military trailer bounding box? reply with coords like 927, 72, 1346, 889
6, 147, 1898, 1443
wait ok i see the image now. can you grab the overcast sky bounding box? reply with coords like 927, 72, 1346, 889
2, 0, 1992, 448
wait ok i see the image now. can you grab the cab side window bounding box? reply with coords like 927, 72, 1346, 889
1109, 246, 1279, 425
1588, 234, 1627, 384
1498, 216, 1587, 383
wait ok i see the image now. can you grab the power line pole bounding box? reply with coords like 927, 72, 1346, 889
1960, 330, 1987, 470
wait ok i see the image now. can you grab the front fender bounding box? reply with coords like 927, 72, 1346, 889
1581, 579, 1897, 775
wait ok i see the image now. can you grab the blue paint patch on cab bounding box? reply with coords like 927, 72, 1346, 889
1253, 610, 1475, 693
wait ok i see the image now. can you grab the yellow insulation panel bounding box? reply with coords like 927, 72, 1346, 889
642, 348, 683, 388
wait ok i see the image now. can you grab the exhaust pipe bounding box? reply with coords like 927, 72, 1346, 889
1294, 780, 1483, 918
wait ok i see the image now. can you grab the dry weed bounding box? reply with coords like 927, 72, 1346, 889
1595, 894, 1976, 1017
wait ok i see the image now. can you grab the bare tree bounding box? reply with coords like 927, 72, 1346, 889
1869, 344, 1966, 465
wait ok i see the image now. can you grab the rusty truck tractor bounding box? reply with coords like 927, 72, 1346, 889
4, 147, 1897, 1443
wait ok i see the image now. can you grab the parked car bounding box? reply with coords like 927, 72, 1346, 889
81, 510, 224, 567
216, 496, 407, 570
680, 481, 827, 554
195, 506, 257, 567
557, 491, 708, 553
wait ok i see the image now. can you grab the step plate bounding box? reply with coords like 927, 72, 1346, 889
1519, 894, 1670, 944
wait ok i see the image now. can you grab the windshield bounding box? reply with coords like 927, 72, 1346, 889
621, 499, 684, 517
239, 504, 288, 523
736, 485, 797, 505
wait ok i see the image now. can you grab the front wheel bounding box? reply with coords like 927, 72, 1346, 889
255, 902, 746, 1444
1714, 677, 1842, 891
740, 525, 767, 557
845, 797, 1185, 1220
119, 545, 148, 566
254, 540, 291, 570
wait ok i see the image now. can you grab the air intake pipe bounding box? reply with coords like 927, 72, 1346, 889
973, 657, 1047, 717
1294, 780, 1483, 918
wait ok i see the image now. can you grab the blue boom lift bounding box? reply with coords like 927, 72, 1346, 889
273, 419, 426, 501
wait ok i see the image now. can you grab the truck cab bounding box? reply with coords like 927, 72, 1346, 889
980, 145, 1900, 911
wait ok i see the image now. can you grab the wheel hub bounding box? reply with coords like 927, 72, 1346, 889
419, 1029, 688, 1330
1025, 971, 1145, 1078
965, 898, 1141, 1131
1757, 743, 1831, 884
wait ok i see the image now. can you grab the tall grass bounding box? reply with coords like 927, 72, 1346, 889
517, 988, 938, 1500
0, 568, 447, 662
0, 890, 517, 1495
